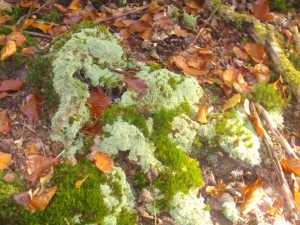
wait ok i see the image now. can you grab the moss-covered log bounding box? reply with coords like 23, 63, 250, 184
205, 0, 300, 100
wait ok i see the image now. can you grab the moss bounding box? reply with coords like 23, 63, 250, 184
183, 12, 198, 28
2, 6, 23, 25
134, 171, 148, 191
253, 23, 268, 44
252, 83, 285, 112
23, 33, 39, 47
11, 160, 136, 225
0, 55, 27, 77
42, 10, 63, 23
26, 55, 59, 110
0, 26, 12, 35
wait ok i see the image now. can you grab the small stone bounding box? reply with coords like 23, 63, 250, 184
3, 172, 17, 183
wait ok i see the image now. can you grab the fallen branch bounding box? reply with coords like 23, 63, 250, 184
250, 102, 299, 220
255, 102, 298, 159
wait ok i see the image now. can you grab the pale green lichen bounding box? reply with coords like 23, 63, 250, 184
50, 25, 126, 155
170, 192, 213, 225
183, 12, 198, 28
222, 201, 240, 222
98, 119, 160, 172
121, 68, 203, 113
169, 114, 200, 153
198, 108, 261, 166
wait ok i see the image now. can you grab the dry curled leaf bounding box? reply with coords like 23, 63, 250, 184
21, 93, 43, 121
75, 174, 89, 189
68, 0, 82, 10
0, 110, 11, 135
24, 156, 59, 183
94, 152, 113, 174
1, 40, 17, 61
223, 93, 241, 111
31, 22, 50, 33
0, 151, 12, 170
27, 185, 58, 211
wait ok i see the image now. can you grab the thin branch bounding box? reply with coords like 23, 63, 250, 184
0, 25, 52, 40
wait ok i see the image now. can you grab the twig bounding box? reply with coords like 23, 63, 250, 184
291, 26, 300, 52
17, 0, 54, 25
255, 102, 298, 159
250, 102, 299, 220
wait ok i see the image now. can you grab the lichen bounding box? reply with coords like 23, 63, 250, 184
170, 192, 213, 225
98, 118, 159, 173
183, 12, 198, 28
198, 108, 261, 166
50, 24, 127, 156
121, 68, 203, 113
222, 201, 240, 222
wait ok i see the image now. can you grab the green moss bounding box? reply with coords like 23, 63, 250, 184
11, 160, 136, 225
2, 6, 23, 25
23, 33, 39, 47
252, 83, 285, 112
183, 12, 198, 28
253, 23, 268, 44
268, 0, 299, 11
42, 10, 63, 23
0, 55, 27, 77
26, 55, 59, 110
134, 171, 148, 191
0, 26, 12, 35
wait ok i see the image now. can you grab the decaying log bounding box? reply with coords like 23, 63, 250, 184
205, 0, 300, 101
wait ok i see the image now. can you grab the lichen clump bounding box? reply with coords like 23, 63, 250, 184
198, 108, 261, 166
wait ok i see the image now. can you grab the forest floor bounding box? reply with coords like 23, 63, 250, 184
0, 0, 300, 224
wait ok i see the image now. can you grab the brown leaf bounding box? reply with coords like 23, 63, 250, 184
0, 13, 12, 25
21, 93, 42, 121
24, 156, 59, 183
68, 0, 81, 10
63, 11, 83, 26
243, 43, 266, 63
0, 111, 12, 135
25, 144, 38, 156
252, 0, 270, 20
129, 20, 149, 33
14, 191, 32, 206
233, 46, 249, 61
0, 35, 7, 45
0, 91, 9, 99
173, 27, 190, 37
0, 79, 24, 91
21, 47, 36, 56
94, 152, 113, 173
185, 0, 202, 15
223, 93, 241, 111
31, 22, 50, 33
75, 175, 89, 189
0, 151, 12, 170
240, 177, 265, 215
157, 17, 174, 30
1, 40, 17, 61
81, 121, 102, 136
123, 76, 148, 93
197, 105, 209, 124
139, 28, 153, 41
282, 29, 294, 44
19, 1, 40, 9
48, 25, 67, 37
206, 180, 227, 198
21, 18, 35, 30
27, 185, 57, 211
269, 198, 283, 215
249, 114, 264, 137
53, 4, 67, 14
252, 63, 271, 83
87, 88, 112, 119
148, 1, 163, 14
280, 159, 300, 177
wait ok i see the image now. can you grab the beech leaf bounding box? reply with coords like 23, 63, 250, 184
27, 185, 58, 211
68, 0, 82, 10
123, 77, 148, 93
252, 0, 270, 20
24, 156, 59, 183
1, 40, 17, 61
87, 88, 112, 119
7, 31, 27, 47
94, 152, 113, 174
21, 93, 43, 121
0, 151, 12, 170
31, 22, 50, 33
243, 43, 266, 63
0, 79, 24, 91
223, 93, 241, 111
0, 111, 12, 135
280, 159, 300, 177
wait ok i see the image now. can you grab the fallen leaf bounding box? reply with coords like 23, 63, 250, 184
28, 185, 57, 211
1, 40, 17, 61
197, 105, 209, 124
21, 93, 43, 121
0, 35, 6, 45
68, 0, 81, 10
0, 111, 12, 135
18, 1, 40, 9
206, 180, 227, 198
21, 18, 35, 30
24, 156, 59, 183
75, 174, 89, 189
240, 177, 265, 215
157, 17, 174, 30
87, 88, 112, 119
185, 0, 202, 15
0, 151, 12, 170
252, 0, 270, 20
0, 2, 13, 12
21, 47, 36, 56
0, 13, 12, 24
123, 76, 148, 93
233, 46, 249, 61
282, 29, 294, 44
25, 144, 38, 156
0, 92, 9, 99
129, 20, 149, 33
148, 1, 163, 13
81, 121, 102, 136
281, 159, 300, 177
223, 93, 241, 111
14, 191, 32, 206
53, 4, 67, 13
39, 168, 54, 194
139, 28, 153, 41
63, 11, 83, 26
31, 22, 50, 33
252, 63, 271, 83
292, 132, 300, 138
243, 43, 266, 63
249, 114, 264, 137
173, 27, 190, 37
48, 25, 67, 37
0, 79, 24, 91
94, 152, 113, 173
